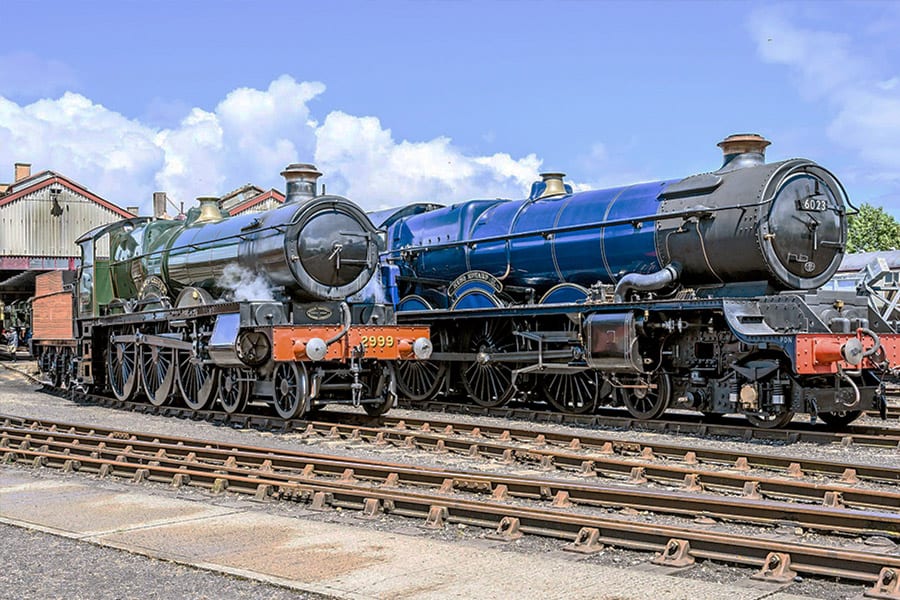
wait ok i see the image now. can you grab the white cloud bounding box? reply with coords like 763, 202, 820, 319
748, 8, 900, 185
0, 92, 163, 204
315, 111, 541, 209
0, 76, 544, 213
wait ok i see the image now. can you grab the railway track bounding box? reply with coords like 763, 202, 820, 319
2, 416, 898, 589
37, 384, 899, 492
4, 361, 899, 444
400, 398, 900, 448
31, 376, 899, 449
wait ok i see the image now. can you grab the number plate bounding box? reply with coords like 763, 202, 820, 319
362, 335, 395, 348
798, 196, 828, 212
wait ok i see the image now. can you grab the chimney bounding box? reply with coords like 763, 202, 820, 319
716, 134, 770, 171
153, 192, 168, 219
194, 196, 224, 223
14, 163, 31, 182
281, 163, 322, 203
127, 206, 140, 216
538, 172, 568, 199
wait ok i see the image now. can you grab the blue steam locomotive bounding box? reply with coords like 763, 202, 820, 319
376, 134, 898, 428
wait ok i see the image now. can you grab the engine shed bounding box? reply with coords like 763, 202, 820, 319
218, 183, 286, 216
0, 162, 134, 326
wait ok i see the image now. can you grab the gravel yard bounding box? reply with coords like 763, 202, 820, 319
1, 362, 895, 600
0, 523, 332, 600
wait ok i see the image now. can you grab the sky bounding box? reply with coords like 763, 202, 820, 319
0, 0, 898, 220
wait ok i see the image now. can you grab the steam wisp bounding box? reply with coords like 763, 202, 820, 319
217, 263, 276, 301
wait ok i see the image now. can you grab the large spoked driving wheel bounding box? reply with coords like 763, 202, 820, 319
543, 371, 599, 414
746, 410, 795, 429
396, 330, 447, 402
218, 368, 252, 414
619, 372, 671, 420
460, 319, 516, 408
273, 362, 308, 419
176, 349, 217, 410
139, 343, 175, 407
107, 329, 138, 401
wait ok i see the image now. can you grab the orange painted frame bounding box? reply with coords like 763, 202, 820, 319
272, 325, 430, 362
794, 333, 900, 375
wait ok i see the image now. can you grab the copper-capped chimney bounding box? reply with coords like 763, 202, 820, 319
282, 163, 322, 203
538, 172, 568, 199
194, 196, 225, 223
716, 133, 770, 172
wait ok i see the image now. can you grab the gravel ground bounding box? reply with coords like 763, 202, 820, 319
0, 523, 333, 600
0, 362, 895, 600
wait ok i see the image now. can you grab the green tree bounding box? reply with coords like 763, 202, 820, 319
847, 203, 900, 252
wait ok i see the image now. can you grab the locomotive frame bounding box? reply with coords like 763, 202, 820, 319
381, 135, 898, 428
32, 165, 432, 419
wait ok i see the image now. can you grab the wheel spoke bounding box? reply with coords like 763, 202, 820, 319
461, 320, 515, 407
140, 340, 174, 407
272, 363, 307, 419
107, 329, 137, 401
218, 368, 251, 414
177, 349, 216, 410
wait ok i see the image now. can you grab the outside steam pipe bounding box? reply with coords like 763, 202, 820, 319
614, 263, 682, 302
325, 302, 352, 345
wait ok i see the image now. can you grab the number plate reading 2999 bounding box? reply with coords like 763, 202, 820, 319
362, 335, 394, 348
798, 196, 828, 212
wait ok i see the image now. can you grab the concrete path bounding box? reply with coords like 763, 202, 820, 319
0, 469, 825, 600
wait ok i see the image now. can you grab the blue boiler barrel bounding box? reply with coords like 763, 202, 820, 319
385, 135, 853, 302
388, 179, 675, 289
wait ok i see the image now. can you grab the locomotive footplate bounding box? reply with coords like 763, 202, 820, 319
272, 325, 432, 362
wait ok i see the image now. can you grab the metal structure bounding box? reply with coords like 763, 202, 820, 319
0, 164, 133, 302
379, 134, 899, 427
31, 164, 432, 418
825, 250, 900, 329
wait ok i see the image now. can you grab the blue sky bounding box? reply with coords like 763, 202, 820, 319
1, 0, 898, 220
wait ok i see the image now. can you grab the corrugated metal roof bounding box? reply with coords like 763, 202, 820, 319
1, 175, 129, 258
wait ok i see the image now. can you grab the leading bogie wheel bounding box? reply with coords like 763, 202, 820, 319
363, 363, 396, 417
745, 410, 795, 429
272, 362, 308, 420
218, 368, 252, 414
619, 373, 671, 420
817, 410, 862, 428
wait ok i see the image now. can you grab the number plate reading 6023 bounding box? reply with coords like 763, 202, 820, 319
798, 196, 828, 211
362, 335, 395, 348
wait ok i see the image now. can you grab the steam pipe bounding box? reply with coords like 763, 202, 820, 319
837, 365, 861, 408
325, 302, 352, 345
859, 328, 882, 358
614, 263, 682, 302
